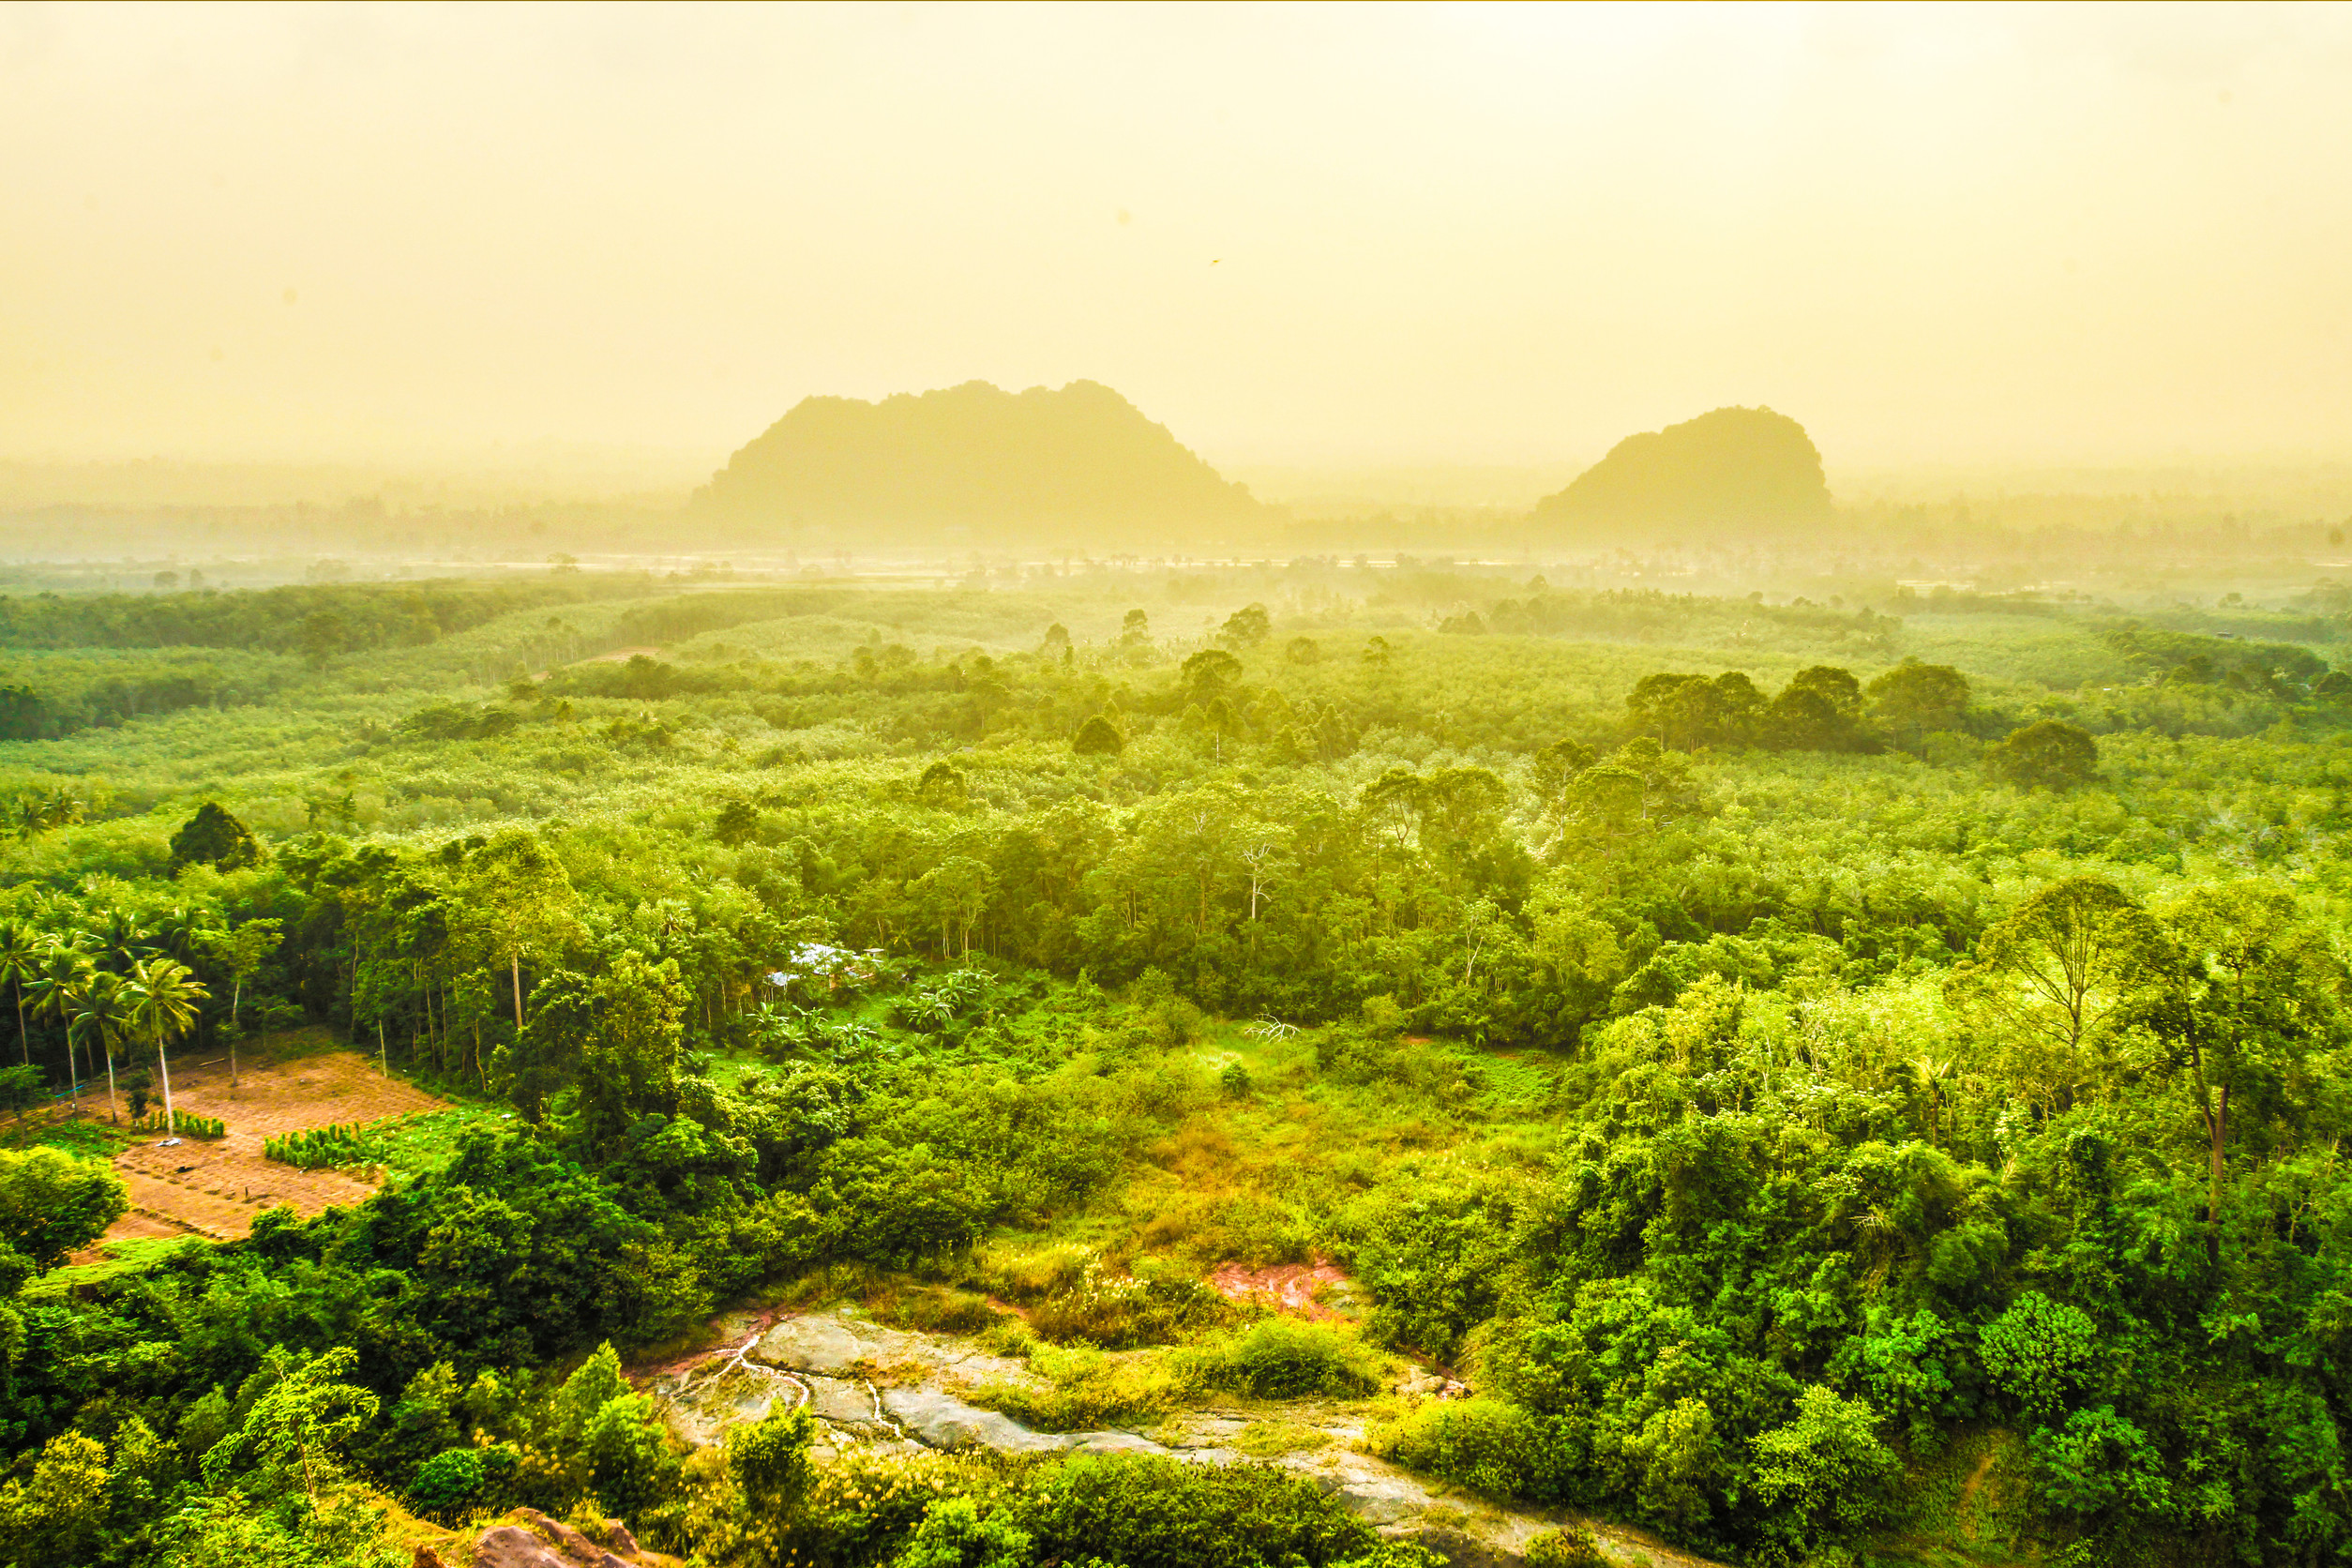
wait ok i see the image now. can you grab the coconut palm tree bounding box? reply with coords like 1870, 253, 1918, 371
25, 934, 98, 1116
150, 904, 223, 967
60, 967, 128, 1123
88, 907, 155, 977
0, 918, 37, 1065
123, 956, 206, 1135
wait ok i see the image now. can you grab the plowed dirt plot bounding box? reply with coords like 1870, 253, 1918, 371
92, 1033, 447, 1250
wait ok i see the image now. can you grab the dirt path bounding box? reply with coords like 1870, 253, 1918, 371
79, 1038, 446, 1254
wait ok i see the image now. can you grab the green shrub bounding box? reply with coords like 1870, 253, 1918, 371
409, 1447, 485, 1518
264, 1122, 379, 1169
968, 1346, 1184, 1432
1749, 1386, 1901, 1557
1191, 1319, 1383, 1400
1369, 1397, 1552, 1498
1012, 1454, 1382, 1568
138, 1111, 225, 1139
1979, 1291, 2098, 1415
1523, 1525, 1606, 1568
869, 1283, 1000, 1335
890, 1494, 1033, 1568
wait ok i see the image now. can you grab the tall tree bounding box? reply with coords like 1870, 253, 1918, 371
2131, 884, 2345, 1264
1867, 659, 1970, 751
88, 909, 154, 976
167, 801, 262, 873
55, 964, 128, 1123
25, 934, 98, 1115
0, 919, 36, 1065
1986, 719, 2099, 791
461, 830, 579, 1030
1947, 876, 2164, 1115
575, 949, 690, 1149
122, 957, 207, 1135
204, 918, 282, 1093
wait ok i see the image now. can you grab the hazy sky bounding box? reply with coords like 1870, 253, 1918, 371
5, 2, 2350, 475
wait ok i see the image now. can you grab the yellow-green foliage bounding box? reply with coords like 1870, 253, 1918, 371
264, 1122, 376, 1169
973, 1316, 1386, 1433
966, 1344, 1188, 1433
1523, 1525, 1607, 1568
1878, 1427, 2043, 1563
1182, 1318, 1385, 1400
136, 1111, 224, 1139
960, 1244, 1229, 1348
1368, 1397, 1550, 1498
1229, 1420, 1330, 1457
865, 1282, 1001, 1336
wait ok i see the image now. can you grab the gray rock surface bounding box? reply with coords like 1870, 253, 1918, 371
751, 1312, 1033, 1386
655, 1307, 1717, 1568
469, 1526, 571, 1568
882, 1385, 1070, 1453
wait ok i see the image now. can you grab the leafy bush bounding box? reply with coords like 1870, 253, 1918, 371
1188, 1318, 1383, 1400
264, 1122, 380, 1169
1011, 1454, 1384, 1568
968, 1345, 1185, 1432
1368, 1397, 1555, 1498
137, 1110, 225, 1138
1979, 1292, 2097, 1415
867, 1283, 1000, 1335
889, 1494, 1033, 1568
2029, 1405, 2174, 1520
1748, 1386, 1901, 1554
1523, 1525, 1607, 1568
409, 1446, 485, 1518
891, 970, 996, 1034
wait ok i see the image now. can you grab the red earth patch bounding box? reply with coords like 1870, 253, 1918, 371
1208, 1259, 1350, 1319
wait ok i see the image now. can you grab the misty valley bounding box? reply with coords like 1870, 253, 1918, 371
8, 383, 2352, 1568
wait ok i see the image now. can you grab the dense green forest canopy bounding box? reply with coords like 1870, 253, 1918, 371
4, 567, 2352, 1566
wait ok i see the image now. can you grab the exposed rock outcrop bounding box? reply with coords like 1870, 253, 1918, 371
467, 1508, 651, 1568
652, 1306, 1720, 1568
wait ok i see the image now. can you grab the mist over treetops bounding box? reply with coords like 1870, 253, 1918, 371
1536, 405, 1832, 540
693, 379, 1262, 539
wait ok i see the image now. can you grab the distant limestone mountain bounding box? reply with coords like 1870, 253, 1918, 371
694, 380, 1260, 536
1535, 406, 1832, 538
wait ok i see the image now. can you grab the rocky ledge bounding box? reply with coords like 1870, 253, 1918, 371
649, 1307, 1719, 1568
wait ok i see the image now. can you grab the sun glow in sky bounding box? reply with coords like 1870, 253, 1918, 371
5, 1, 2350, 473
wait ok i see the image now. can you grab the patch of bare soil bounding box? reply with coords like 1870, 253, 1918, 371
77, 1038, 446, 1256
1208, 1258, 1351, 1319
